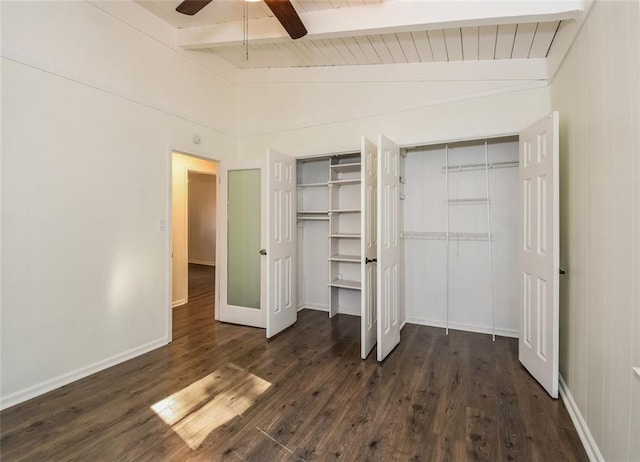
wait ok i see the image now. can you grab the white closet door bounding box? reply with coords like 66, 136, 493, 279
377, 134, 401, 362
518, 112, 560, 398
361, 137, 377, 359
266, 149, 298, 338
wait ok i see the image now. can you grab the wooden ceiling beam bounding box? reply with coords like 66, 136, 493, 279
176, 0, 583, 49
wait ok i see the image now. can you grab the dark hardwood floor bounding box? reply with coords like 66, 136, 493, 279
0, 267, 587, 461
172, 263, 216, 340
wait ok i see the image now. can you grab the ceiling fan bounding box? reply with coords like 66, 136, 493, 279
175, 0, 307, 40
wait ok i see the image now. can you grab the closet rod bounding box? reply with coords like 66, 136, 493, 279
401, 231, 492, 241
442, 160, 519, 173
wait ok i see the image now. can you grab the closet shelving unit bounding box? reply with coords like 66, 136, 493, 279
328, 153, 362, 315
445, 142, 497, 339
403, 140, 520, 340
296, 159, 329, 222
296, 152, 363, 317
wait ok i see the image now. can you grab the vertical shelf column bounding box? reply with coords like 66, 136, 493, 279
328, 153, 362, 317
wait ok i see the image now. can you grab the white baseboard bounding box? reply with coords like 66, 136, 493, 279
405, 316, 518, 338
0, 337, 169, 411
559, 375, 604, 462
172, 299, 186, 308
188, 260, 215, 266
297, 303, 329, 312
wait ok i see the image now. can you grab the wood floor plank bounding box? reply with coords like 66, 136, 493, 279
0, 269, 588, 461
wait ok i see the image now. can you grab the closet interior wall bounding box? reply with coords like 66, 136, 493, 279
403, 137, 519, 337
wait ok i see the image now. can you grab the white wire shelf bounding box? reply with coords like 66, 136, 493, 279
297, 216, 329, 221
328, 209, 361, 214
447, 198, 490, 205
297, 210, 328, 215
401, 231, 492, 241
329, 279, 361, 290
441, 161, 518, 173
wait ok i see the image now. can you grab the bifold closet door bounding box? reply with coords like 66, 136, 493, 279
518, 112, 560, 398
376, 134, 401, 362
361, 137, 377, 359
266, 149, 297, 338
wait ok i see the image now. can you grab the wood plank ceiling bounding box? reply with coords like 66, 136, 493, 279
211, 22, 561, 69
139, 1, 562, 69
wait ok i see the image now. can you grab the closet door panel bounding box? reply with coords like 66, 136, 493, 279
377, 134, 401, 362
266, 149, 298, 338
518, 112, 559, 398
361, 136, 377, 359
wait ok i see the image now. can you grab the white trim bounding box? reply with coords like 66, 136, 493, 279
297, 303, 329, 312
188, 259, 215, 266
547, 0, 595, 82
236, 59, 548, 84
405, 316, 518, 338
559, 375, 604, 462
167, 147, 174, 341
172, 299, 186, 308
0, 337, 168, 411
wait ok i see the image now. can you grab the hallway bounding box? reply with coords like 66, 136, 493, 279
172, 263, 215, 340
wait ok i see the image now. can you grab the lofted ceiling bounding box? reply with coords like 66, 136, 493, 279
138, 0, 580, 70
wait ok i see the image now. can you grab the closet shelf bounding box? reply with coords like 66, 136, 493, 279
330, 162, 361, 173
447, 198, 489, 205
442, 161, 519, 173
329, 233, 361, 239
328, 179, 361, 186
401, 231, 492, 241
328, 209, 361, 214
298, 216, 329, 221
298, 210, 328, 215
329, 254, 361, 263
297, 182, 328, 188
329, 279, 361, 290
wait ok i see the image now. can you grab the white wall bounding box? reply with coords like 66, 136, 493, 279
403, 139, 519, 337
550, 1, 640, 460
236, 78, 550, 159
188, 172, 217, 266
0, 1, 236, 409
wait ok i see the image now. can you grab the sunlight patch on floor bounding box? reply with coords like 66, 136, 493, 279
151, 363, 271, 449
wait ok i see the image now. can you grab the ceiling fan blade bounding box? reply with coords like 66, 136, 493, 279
176, 0, 213, 16
264, 0, 307, 40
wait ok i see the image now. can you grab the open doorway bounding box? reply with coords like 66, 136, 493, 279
187, 171, 217, 299
171, 152, 218, 340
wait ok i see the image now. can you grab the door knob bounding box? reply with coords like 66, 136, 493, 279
365, 257, 377, 264
259, 249, 267, 256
